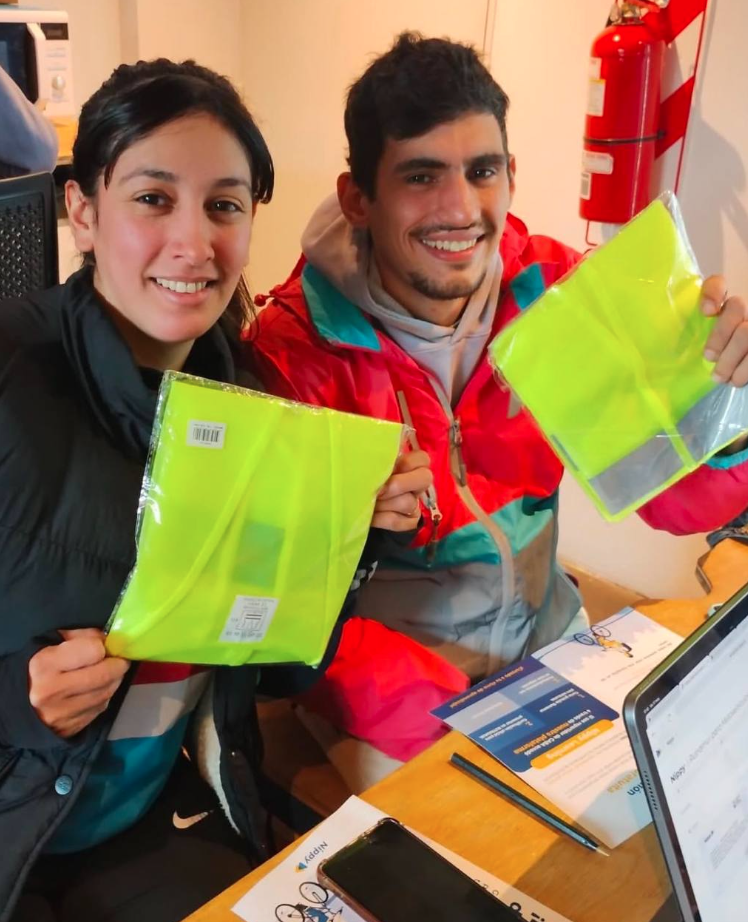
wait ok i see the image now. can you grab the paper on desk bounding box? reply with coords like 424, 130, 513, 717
433, 608, 682, 849
232, 795, 571, 922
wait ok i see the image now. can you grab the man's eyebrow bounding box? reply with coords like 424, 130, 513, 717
394, 157, 448, 174
469, 153, 507, 170
394, 153, 508, 175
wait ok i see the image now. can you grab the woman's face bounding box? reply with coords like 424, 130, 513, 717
67, 112, 254, 369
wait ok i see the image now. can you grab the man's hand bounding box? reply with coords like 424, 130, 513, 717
702, 276, 748, 386
373, 450, 433, 532
28, 628, 129, 738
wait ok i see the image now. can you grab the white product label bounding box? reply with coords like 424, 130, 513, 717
589, 57, 602, 80
187, 420, 226, 449
587, 78, 606, 117
582, 151, 614, 175
220, 596, 279, 643
580, 171, 592, 201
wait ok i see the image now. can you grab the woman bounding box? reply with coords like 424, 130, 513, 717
0, 59, 429, 922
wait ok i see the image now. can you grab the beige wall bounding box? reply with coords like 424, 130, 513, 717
119, 0, 244, 87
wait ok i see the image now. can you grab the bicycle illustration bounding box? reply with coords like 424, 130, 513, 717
275, 882, 343, 922
573, 624, 634, 657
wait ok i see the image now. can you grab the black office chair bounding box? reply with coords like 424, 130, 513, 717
0, 171, 59, 301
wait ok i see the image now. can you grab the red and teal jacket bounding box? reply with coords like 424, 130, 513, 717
247, 213, 748, 679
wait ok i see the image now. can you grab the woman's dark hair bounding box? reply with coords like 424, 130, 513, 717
72, 58, 274, 335
345, 32, 510, 200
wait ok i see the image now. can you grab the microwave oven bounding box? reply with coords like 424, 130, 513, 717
0, 7, 74, 117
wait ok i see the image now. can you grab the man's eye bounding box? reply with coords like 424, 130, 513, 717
406, 174, 434, 185
471, 168, 497, 181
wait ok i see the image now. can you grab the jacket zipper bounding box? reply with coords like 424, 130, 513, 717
429, 381, 517, 632
396, 381, 516, 632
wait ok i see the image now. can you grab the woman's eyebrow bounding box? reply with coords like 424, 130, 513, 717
118, 167, 177, 184
213, 177, 252, 193
117, 169, 251, 193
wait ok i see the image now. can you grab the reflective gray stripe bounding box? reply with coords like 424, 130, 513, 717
678, 384, 748, 459
588, 433, 684, 515
580, 384, 748, 516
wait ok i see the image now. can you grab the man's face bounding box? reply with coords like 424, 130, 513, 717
345, 111, 514, 324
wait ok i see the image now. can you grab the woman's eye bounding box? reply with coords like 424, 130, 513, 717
135, 192, 167, 207
211, 199, 243, 213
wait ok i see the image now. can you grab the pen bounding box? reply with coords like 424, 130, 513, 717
449, 752, 610, 857
396, 390, 441, 521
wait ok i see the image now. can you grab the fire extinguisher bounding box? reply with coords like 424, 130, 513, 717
580, 1, 668, 225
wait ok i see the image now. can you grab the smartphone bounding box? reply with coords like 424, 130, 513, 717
317, 817, 521, 922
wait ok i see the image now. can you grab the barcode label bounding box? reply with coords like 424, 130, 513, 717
220, 596, 279, 643
187, 420, 226, 449
580, 171, 591, 201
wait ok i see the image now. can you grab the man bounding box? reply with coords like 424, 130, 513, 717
250, 33, 748, 782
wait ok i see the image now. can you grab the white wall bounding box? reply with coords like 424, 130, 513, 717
489, 1, 747, 597
239, 0, 492, 296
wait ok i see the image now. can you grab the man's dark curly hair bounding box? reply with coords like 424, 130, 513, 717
345, 32, 510, 199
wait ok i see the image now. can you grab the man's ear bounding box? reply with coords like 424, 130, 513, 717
65, 180, 97, 254
508, 154, 517, 203
337, 172, 370, 229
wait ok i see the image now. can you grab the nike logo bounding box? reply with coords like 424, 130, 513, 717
172, 809, 211, 830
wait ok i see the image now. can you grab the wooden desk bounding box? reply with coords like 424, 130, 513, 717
186, 539, 748, 922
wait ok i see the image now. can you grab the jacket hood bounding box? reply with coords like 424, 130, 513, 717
301, 193, 368, 306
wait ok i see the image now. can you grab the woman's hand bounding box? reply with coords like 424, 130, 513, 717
28, 628, 130, 738
373, 450, 433, 532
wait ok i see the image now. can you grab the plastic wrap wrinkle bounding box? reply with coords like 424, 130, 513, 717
489, 192, 748, 521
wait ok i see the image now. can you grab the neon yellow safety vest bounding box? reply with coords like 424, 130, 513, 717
489, 197, 745, 520
106, 372, 402, 666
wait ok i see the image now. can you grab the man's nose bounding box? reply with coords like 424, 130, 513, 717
436, 172, 480, 227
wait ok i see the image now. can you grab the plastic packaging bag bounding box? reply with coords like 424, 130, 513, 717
489, 193, 748, 520
106, 372, 402, 666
